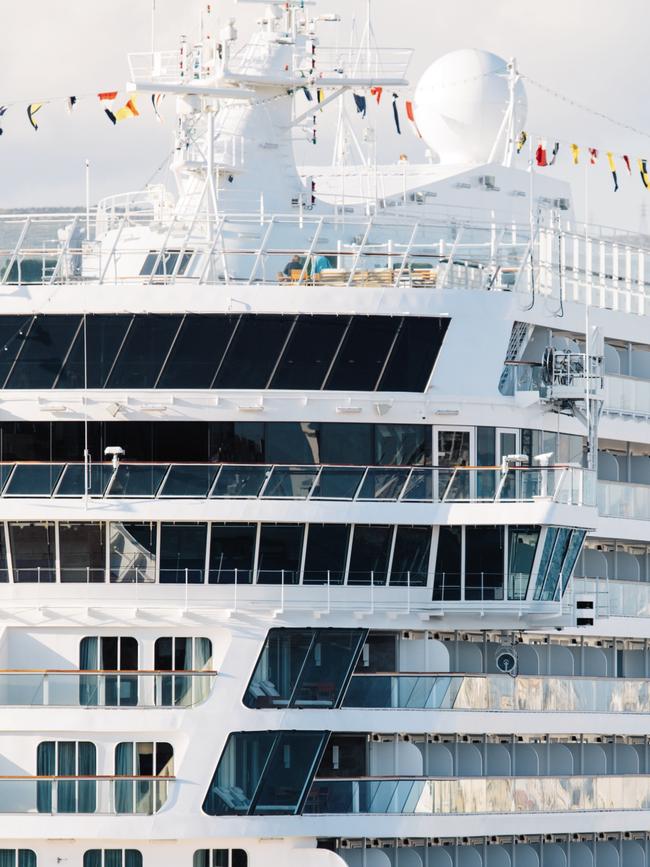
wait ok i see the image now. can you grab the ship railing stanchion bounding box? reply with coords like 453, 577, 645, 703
184, 568, 189, 612
43, 671, 49, 707
370, 571, 375, 614
327, 570, 331, 615
281, 569, 285, 614
1, 216, 31, 286
234, 568, 238, 612
407, 571, 411, 614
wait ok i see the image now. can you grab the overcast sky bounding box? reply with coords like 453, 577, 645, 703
1, 0, 649, 231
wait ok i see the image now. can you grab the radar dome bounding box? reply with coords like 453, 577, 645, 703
413, 49, 527, 165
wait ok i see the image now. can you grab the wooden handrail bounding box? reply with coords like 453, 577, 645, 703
0, 669, 217, 675
0, 775, 176, 781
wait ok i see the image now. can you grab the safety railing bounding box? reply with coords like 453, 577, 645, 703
604, 374, 650, 418
342, 672, 650, 712
597, 480, 650, 520
305, 775, 650, 815
570, 576, 650, 619
0, 669, 216, 707
0, 461, 595, 505
0, 776, 172, 814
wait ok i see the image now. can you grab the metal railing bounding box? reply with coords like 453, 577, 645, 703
0, 461, 595, 505
0, 776, 172, 814
305, 775, 650, 815
0, 669, 216, 707
343, 672, 650, 712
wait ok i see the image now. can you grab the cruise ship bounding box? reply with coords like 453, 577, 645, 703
1, 1, 649, 865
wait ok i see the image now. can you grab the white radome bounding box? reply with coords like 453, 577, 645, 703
413, 48, 527, 165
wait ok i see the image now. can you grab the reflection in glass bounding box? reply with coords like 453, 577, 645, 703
106, 465, 168, 497
537, 527, 572, 601
56, 464, 113, 496
59, 523, 105, 583
261, 467, 319, 498
401, 469, 433, 501
6, 315, 80, 389
109, 523, 157, 583
357, 468, 410, 500
211, 466, 270, 497
9, 522, 56, 582
208, 523, 256, 584
5, 464, 64, 496
159, 523, 207, 583
507, 526, 540, 600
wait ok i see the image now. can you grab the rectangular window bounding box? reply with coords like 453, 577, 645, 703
5, 315, 80, 389
37, 740, 96, 814
264, 422, 321, 464
256, 524, 304, 585
269, 315, 347, 390
374, 424, 431, 466
159, 522, 207, 583
59, 522, 105, 583
79, 636, 138, 707
213, 315, 292, 389
193, 852, 248, 867
390, 526, 431, 587
83, 852, 142, 867
9, 522, 56, 582
0, 853, 36, 867
319, 423, 373, 465
433, 526, 461, 600
154, 636, 212, 706
106, 315, 181, 389
208, 523, 256, 584
115, 741, 173, 814
57, 315, 133, 389
157, 315, 235, 389
109, 522, 157, 583
347, 525, 392, 585
377, 316, 449, 392
303, 524, 350, 585
465, 526, 504, 600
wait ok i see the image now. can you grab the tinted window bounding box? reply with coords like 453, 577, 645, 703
106, 315, 181, 388
159, 523, 207, 583
390, 526, 431, 586
57, 315, 132, 388
9, 522, 56, 582
264, 422, 320, 464
209, 523, 256, 584
59, 522, 105, 583
325, 316, 399, 391
378, 317, 449, 391
465, 525, 504, 600
6, 315, 80, 389
508, 526, 540, 600
347, 525, 393, 585
269, 315, 347, 389
433, 526, 461, 600
213, 316, 292, 389
319, 423, 373, 465
257, 524, 304, 584
109, 522, 157, 583
303, 524, 350, 585
375, 424, 431, 466
0, 316, 32, 386
157, 315, 235, 389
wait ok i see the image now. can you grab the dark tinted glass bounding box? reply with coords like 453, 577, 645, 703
159, 465, 218, 497
390, 526, 431, 586
310, 467, 364, 499
347, 525, 392, 585
244, 630, 314, 708
0, 527, 8, 582
107, 465, 168, 497
324, 316, 398, 391
264, 422, 320, 464
159, 523, 207, 583
59, 522, 105, 583
57, 315, 132, 388
269, 316, 347, 389
106, 315, 181, 388
9, 522, 56, 582
433, 526, 461, 600
203, 731, 277, 815
213, 316, 292, 389
303, 524, 350, 584
252, 732, 326, 814
56, 464, 113, 496
0, 316, 32, 386
5, 464, 64, 495
377, 317, 449, 391
157, 315, 235, 389
211, 466, 269, 497
465, 525, 504, 600
6, 315, 80, 388
109, 522, 157, 583
319, 423, 373, 465
291, 630, 365, 708
257, 524, 304, 584
374, 424, 431, 466
208, 523, 256, 583
209, 422, 264, 463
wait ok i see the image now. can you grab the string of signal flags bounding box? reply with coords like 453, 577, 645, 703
516, 130, 650, 193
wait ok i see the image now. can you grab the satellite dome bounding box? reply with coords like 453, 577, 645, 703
413, 49, 527, 165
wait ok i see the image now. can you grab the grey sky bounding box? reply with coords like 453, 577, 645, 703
1, 0, 648, 231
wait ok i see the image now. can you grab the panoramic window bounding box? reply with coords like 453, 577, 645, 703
465, 526, 504, 600
37, 741, 96, 813
256, 523, 304, 584
193, 852, 248, 867
507, 526, 540, 600
157, 315, 236, 389
269, 315, 347, 389
5, 315, 80, 389
115, 741, 173, 814
105, 314, 181, 389
347, 525, 393, 585
212, 315, 292, 389
390, 526, 431, 586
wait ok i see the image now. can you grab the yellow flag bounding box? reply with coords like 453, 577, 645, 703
27, 103, 43, 131
116, 96, 139, 122
570, 143, 579, 165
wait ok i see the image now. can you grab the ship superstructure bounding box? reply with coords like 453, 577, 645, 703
0, 2, 647, 866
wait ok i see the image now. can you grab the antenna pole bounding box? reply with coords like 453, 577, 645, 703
151, 0, 156, 56
85, 159, 91, 240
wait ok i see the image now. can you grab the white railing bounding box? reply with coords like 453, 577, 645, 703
597, 480, 650, 521
604, 374, 650, 417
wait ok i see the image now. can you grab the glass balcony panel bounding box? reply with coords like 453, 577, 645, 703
310, 467, 365, 499
0, 778, 169, 814
158, 465, 219, 497
210, 465, 270, 498
55, 464, 113, 497
261, 467, 319, 499
356, 468, 410, 500
106, 465, 168, 497
4, 464, 64, 496
0, 465, 14, 493
401, 468, 433, 501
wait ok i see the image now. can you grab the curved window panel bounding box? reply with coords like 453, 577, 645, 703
378, 316, 450, 392
59, 522, 106, 583
57, 315, 132, 389
106, 465, 168, 497
310, 467, 365, 499
348, 525, 393, 586
157, 315, 235, 389
211, 465, 269, 498
212, 315, 292, 389
244, 630, 313, 708
390, 526, 431, 586
209, 523, 256, 584
508, 526, 540, 600
159, 523, 206, 584
261, 466, 318, 498
5, 315, 80, 389
269, 315, 347, 389
324, 316, 399, 391
158, 464, 219, 497
4, 464, 64, 496
55, 464, 113, 497
465, 526, 504, 601
303, 524, 350, 585
257, 524, 304, 584
105, 315, 181, 389
9, 522, 56, 582
109, 522, 157, 583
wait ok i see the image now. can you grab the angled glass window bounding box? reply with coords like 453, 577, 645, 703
5, 315, 80, 389
261, 466, 318, 498
109, 522, 157, 583
106, 464, 168, 497
0, 528, 8, 582
390, 526, 431, 587
59, 522, 106, 583
9, 522, 56, 582
401, 469, 433, 501
244, 630, 313, 707
193, 851, 248, 867
208, 523, 256, 584
157, 314, 236, 389
374, 424, 431, 466
4, 464, 64, 496
0, 317, 33, 386
203, 731, 327, 816
324, 316, 399, 391
55, 464, 113, 497
159, 522, 207, 584
310, 467, 365, 499
140, 249, 192, 277
465, 525, 504, 600
535, 527, 572, 601
433, 526, 461, 600
212, 315, 292, 389
158, 464, 219, 497
532, 527, 558, 600
211, 465, 270, 498
357, 468, 410, 500
269, 315, 347, 389
347, 525, 393, 585
256, 524, 304, 584
57, 315, 132, 389
377, 316, 449, 392
561, 529, 586, 594
303, 524, 350, 585
507, 526, 540, 600
105, 315, 181, 389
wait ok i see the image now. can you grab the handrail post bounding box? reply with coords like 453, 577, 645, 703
327, 570, 331, 615
281, 569, 285, 613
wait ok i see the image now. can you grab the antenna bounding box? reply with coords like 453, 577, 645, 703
150, 0, 156, 56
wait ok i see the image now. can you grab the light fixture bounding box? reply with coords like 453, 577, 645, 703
104, 446, 125, 469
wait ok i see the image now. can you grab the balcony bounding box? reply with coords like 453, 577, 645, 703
0, 775, 171, 814
305, 775, 650, 815
597, 480, 650, 520
0, 670, 216, 707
